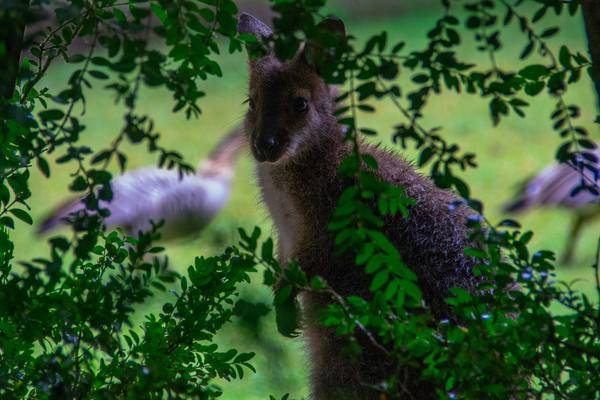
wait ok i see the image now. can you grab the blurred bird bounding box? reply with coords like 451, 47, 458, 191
504, 147, 600, 264
38, 126, 246, 241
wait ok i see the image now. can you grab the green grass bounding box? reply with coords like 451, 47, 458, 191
11, 4, 600, 399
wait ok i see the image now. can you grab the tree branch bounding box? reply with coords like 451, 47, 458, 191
582, 0, 600, 109
0, 0, 30, 100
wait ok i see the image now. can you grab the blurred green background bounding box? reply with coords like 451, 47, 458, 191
13, 1, 600, 398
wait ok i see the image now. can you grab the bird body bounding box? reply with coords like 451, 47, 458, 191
504, 147, 600, 263
505, 148, 600, 212
38, 126, 244, 240
96, 167, 230, 240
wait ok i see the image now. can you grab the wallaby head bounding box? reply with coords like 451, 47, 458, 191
238, 13, 345, 164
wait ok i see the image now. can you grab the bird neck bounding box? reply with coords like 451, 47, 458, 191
206, 126, 246, 166
197, 160, 234, 183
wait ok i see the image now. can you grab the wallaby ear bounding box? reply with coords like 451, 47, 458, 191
301, 16, 346, 72
315, 16, 346, 39
237, 13, 273, 39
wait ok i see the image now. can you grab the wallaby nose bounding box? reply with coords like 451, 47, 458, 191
262, 136, 276, 151
255, 135, 280, 162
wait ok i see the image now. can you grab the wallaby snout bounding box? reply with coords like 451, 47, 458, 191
248, 113, 290, 162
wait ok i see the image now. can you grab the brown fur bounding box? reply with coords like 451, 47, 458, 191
239, 14, 480, 400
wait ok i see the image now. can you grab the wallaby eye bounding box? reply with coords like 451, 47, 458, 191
246, 98, 256, 111
293, 97, 309, 113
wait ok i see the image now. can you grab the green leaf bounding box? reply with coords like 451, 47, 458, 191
398, 280, 422, 301
310, 276, 326, 291
358, 104, 375, 112
234, 352, 255, 363
9, 209, 33, 225
540, 27, 559, 38
37, 157, 50, 177
0, 216, 14, 229
275, 297, 300, 338
520, 41, 535, 59
391, 41, 405, 53
39, 109, 65, 121
418, 146, 435, 167
89, 70, 109, 80
464, 247, 487, 259
362, 154, 378, 169
524, 81, 545, 96
261, 238, 274, 261
113, 8, 127, 24
519, 64, 550, 80
367, 230, 400, 258
274, 284, 292, 305
559, 45, 572, 69
150, 3, 167, 23
412, 74, 429, 83
369, 270, 389, 291
359, 128, 377, 136
70, 176, 87, 191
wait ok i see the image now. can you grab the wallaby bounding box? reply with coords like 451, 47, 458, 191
238, 13, 481, 400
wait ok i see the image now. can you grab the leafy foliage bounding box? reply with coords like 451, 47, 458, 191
0, 223, 257, 398
0, 0, 599, 399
